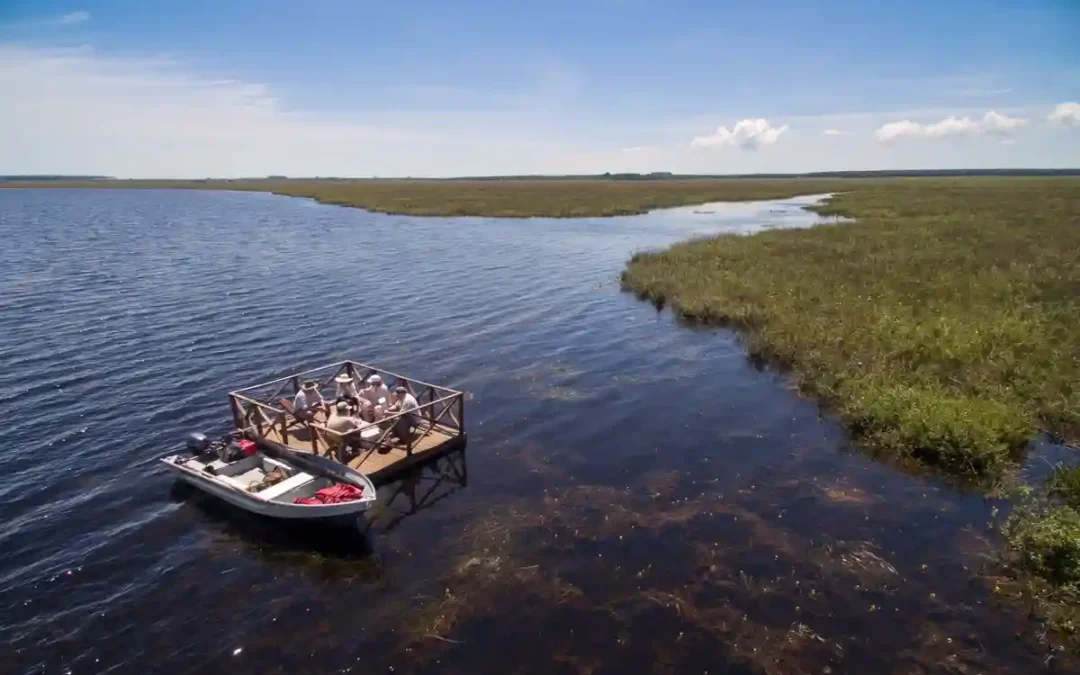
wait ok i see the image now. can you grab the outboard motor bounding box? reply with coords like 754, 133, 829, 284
185, 432, 210, 453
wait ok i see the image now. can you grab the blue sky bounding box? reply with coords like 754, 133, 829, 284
1, 1, 1078, 177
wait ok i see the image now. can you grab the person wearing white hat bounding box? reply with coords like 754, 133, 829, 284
292, 379, 326, 423
333, 373, 361, 413
359, 374, 391, 421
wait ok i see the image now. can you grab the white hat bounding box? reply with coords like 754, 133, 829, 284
334, 373, 354, 384
368, 374, 382, 384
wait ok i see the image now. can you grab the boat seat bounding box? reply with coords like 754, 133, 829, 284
217, 475, 256, 491
256, 472, 314, 500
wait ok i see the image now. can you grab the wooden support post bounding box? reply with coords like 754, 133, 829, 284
230, 396, 243, 431
252, 408, 264, 437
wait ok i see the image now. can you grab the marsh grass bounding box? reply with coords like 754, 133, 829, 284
1050, 465, 1080, 510
622, 177, 1080, 478
1004, 501, 1080, 637
4, 177, 865, 217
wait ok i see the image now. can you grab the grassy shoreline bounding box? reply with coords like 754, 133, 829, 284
620, 176, 1080, 643
622, 178, 1080, 475
3, 177, 871, 218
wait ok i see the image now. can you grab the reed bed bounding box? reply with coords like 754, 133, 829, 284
622, 177, 1080, 478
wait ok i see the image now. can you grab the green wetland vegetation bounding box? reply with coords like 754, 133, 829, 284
621, 176, 1080, 640
3, 177, 865, 218
622, 178, 1080, 476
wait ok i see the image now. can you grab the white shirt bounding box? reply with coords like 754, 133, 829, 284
392, 392, 420, 425
362, 383, 390, 406
293, 388, 324, 412
336, 380, 360, 399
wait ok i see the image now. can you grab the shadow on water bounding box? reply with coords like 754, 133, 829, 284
168, 481, 378, 562
166, 448, 471, 570
363, 449, 469, 536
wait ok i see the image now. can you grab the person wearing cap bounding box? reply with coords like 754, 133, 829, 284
325, 401, 373, 458
292, 380, 326, 423
327, 401, 361, 434
333, 373, 361, 412
359, 374, 391, 421
385, 385, 420, 442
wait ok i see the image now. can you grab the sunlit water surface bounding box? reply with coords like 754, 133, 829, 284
0, 189, 1068, 674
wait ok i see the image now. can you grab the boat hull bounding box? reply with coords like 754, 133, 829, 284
162, 457, 374, 520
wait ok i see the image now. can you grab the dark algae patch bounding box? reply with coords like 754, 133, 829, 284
622, 177, 1080, 478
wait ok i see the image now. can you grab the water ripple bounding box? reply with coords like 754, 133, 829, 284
0, 189, 1061, 674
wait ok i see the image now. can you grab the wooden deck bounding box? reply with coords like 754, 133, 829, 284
261, 422, 465, 486
230, 360, 467, 487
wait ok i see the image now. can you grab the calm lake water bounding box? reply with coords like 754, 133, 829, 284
0, 189, 1070, 674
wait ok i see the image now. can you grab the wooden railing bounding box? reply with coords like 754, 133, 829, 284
228, 359, 465, 463
311, 391, 464, 462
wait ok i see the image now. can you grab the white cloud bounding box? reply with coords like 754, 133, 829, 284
54, 11, 91, 25
0, 45, 565, 177
690, 118, 788, 150
822, 129, 852, 136
2, 44, 1078, 177
874, 111, 1028, 143
1048, 102, 1080, 127
981, 111, 1029, 135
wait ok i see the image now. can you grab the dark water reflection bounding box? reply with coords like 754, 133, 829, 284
0, 189, 1069, 674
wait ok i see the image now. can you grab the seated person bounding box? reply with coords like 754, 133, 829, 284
292, 380, 326, 423
333, 373, 361, 411
325, 401, 372, 457
327, 401, 361, 434
384, 386, 420, 442
359, 374, 391, 421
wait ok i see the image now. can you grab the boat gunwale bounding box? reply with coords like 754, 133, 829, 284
160, 454, 376, 510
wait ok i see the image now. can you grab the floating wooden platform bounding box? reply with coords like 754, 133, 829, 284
261, 423, 464, 486
228, 360, 466, 487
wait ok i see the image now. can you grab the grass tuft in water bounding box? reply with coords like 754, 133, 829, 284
1049, 465, 1080, 510
1004, 502, 1080, 636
